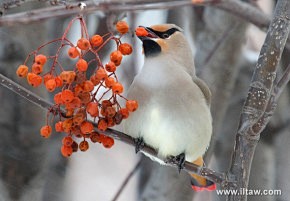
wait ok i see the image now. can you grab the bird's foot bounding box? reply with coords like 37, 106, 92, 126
134, 137, 145, 153
165, 153, 185, 173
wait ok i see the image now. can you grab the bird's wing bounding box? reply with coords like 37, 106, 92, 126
193, 78, 211, 106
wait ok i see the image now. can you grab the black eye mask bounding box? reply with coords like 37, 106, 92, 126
146, 27, 180, 39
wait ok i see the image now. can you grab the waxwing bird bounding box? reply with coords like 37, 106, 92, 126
123, 24, 216, 191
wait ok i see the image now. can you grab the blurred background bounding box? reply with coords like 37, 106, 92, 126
0, 0, 289, 201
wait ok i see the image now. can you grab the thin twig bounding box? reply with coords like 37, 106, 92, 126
0, 72, 231, 187
111, 159, 142, 201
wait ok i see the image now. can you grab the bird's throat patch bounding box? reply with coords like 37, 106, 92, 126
142, 39, 161, 57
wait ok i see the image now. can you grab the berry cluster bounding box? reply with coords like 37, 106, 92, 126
16, 16, 138, 157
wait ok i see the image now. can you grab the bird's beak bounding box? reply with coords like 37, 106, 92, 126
137, 26, 158, 41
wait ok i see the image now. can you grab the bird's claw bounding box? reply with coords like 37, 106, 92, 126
134, 138, 145, 153
165, 153, 185, 173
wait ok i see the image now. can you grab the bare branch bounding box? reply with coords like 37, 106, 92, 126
0, 72, 232, 187
228, 0, 290, 200
0, 0, 269, 31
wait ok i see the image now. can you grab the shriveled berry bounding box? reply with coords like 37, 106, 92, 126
27, 73, 42, 87
35, 54, 47, 65
62, 119, 73, 133
45, 78, 56, 92
90, 75, 101, 85
60, 71, 76, 84
31, 63, 43, 74
98, 119, 108, 131
83, 80, 94, 92
95, 68, 107, 80
102, 136, 114, 148
73, 112, 85, 126
114, 112, 123, 124
71, 141, 78, 152
66, 97, 82, 109
126, 100, 138, 112
79, 140, 89, 152
61, 89, 74, 103
118, 43, 133, 55
119, 108, 129, 119
62, 136, 74, 146
101, 100, 112, 108
61, 145, 73, 157
90, 35, 103, 47
116, 21, 129, 34
40, 125, 52, 138
16, 65, 29, 77
90, 132, 102, 143
76, 59, 88, 72
87, 102, 99, 117
105, 61, 116, 72
68, 46, 80, 58
104, 77, 116, 88
110, 50, 123, 66
55, 121, 64, 132
77, 38, 90, 50
105, 106, 116, 118
107, 118, 115, 127
112, 82, 124, 94
80, 121, 94, 134
78, 91, 91, 104
135, 27, 148, 37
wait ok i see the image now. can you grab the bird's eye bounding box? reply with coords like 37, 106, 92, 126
163, 33, 169, 38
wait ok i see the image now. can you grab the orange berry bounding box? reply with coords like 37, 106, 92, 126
62, 136, 74, 146
80, 121, 94, 134
45, 78, 56, 92
83, 80, 94, 92
55, 121, 64, 132
27, 73, 42, 87
54, 92, 63, 105
55, 76, 63, 87
105, 107, 116, 118
101, 100, 112, 108
118, 43, 133, 55
112, 82, 123, 94
116, 21, 129, 34
90, 75, 101, 85
110, 50, 123, 66
90, 132, 102, 143
74, 84, 84, 96
105, 61, 117, 72
68, 46, 80, 58
77, 38, 90, 50
78, 92, 91, 104
119, 108, 129, 119
16, 65, 29, 77
61, 89, 74, 103
35, 54, 47, 65
126, 100, 138, 112
66, 97, 82, 109
43, 74, 53, 84
31, 63, 43, 75
60, 71, 76, 84
95, 68, 107, 80
107, 118, 115, 127
62, 119, 73, 133
87, 102, 99, 117
98, 119, 108, 131
90, 34, 103, 47
76, 59, 88, 72
135, 27, 148, 37
66, 108, 74, 117
40, 125, 52, 138
104, 77, 116, 88
79, 140, 89, 152
102, 136, 114, 148
73, 112, 85, 126
61, 145, 73, 157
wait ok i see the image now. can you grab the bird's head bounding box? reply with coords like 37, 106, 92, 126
137, 24, 195, 75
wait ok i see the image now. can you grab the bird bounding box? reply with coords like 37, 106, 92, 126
123, 24, 216, 191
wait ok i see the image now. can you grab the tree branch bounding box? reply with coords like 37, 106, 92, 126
228, 0, 290, 200
0, 72, 233, 187
0, 0, 270, 31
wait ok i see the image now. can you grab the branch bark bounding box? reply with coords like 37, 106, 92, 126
227, 0, 290, 200
0, 0, 270, 31
0, 72, 232, 188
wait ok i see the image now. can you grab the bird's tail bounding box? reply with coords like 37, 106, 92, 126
190, 157, 216, 192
